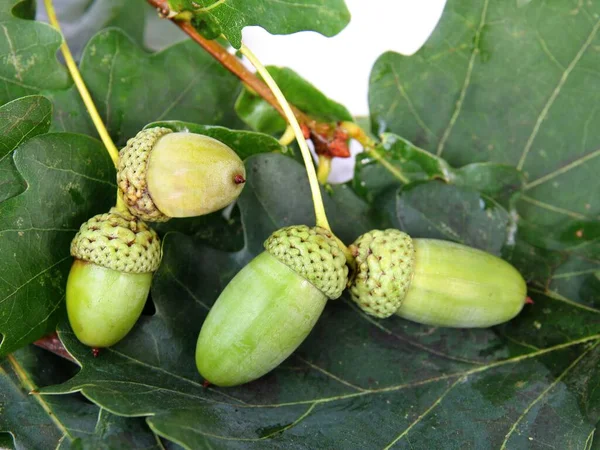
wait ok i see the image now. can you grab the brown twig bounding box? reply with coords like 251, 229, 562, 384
147, 0, 290, 117
34, 333, 75, 363
145, 0, 351, 158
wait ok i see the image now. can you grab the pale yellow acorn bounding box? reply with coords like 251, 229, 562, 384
349, 229, 527, 328
117, 127, 246, 222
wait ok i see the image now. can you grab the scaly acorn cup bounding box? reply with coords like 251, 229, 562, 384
117, 127, 246, 222
195, 225, 348, 387
66, 208, 162, 348
349, 229, 527, 327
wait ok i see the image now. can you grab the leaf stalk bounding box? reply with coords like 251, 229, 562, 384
239, 44, 331, 231
43, 0, 120, 167
44, 0, 126, 211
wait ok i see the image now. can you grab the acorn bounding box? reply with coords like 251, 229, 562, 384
349, 229, 527, 327
117, 127, 246, 222
195, 225, 348, 387
66, 208, 161, 348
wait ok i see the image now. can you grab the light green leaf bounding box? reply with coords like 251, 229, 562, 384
169, 0, 350, 49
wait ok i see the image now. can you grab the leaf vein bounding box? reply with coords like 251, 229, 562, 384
296, 355, 367, 392
0, 256, 70, 306
499, 341, 600, 449
530, 288, 600, 314
383, 377, 463, 449
517, 18, 600, 170
389, 65, 436, 139
436, 0, 489, 156
25, 157, 116, 187
524, 147, 600, 190
346, 300, 483, 365
520, 195, 589, 220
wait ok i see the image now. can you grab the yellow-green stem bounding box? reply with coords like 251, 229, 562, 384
43, 0, 120, 168
368, 147, 410, 185
340, 121, 410, 185
278, 125, 295, 146
240, 44, 331, 231
340, 121, 376, 148
317, 155, 332, 184
194, 0, 225, 12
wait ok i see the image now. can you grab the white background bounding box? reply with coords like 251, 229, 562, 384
242, 1, 447, 117
242, 1, 447, 181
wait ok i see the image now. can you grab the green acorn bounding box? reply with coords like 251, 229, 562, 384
117, 127, 246, 222
349, 229, 527, 327
66, 208, 161, 348
195, 225, 348, 387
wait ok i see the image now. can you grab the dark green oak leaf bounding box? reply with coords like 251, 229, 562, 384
36, 0, 147, 59
0, 96, 52, 203
369, 0, 600, 229
0, 345, 168, 449
0, 0, 70, 107
168, 0, 350, 49
0, 133, 115, 355
48, 28, 244, 145
235, 66, 353, 134
153, 203, 246, 253
508, 216, 600, 312
382, 180, 510, 256
39, 153, 600, 449
354, 133, 524, 205
367, 0, 600, 317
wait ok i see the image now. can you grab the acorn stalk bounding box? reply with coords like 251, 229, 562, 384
196, 225, 348, 387
66, 208, 161, 347
117, 127, 246, 222
349, 229, 527, 327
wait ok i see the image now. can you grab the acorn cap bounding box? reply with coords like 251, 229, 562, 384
70, 208, 161, 273
264, 225, 348, 299
349, 229, 415, 318
117, 127, 173, 222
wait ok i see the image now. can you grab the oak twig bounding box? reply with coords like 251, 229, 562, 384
145, 0, 351, 159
